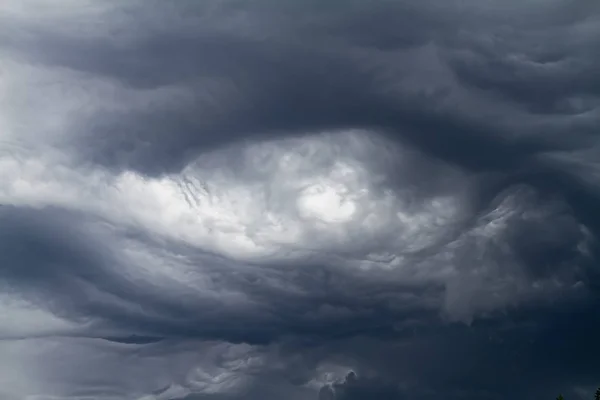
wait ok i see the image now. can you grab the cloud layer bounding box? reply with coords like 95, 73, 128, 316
1, 0, 599, 399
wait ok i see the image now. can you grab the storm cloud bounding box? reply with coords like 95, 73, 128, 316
0, 0, 599, 399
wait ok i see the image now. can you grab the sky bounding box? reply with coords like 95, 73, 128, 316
0, 0, 599, 399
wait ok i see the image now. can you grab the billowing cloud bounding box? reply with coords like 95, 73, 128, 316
0, 0, 599, 399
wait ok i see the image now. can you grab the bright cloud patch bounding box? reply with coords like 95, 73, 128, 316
0, 129, 466, 265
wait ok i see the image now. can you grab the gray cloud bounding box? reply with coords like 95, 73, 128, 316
0, 0, 599, 399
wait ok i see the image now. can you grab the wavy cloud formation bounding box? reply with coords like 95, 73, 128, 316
0, 0, 599, 399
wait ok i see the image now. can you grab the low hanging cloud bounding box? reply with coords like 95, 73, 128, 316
0, 0, 599, 399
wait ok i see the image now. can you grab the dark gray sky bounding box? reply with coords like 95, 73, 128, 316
0, 1, 599, 399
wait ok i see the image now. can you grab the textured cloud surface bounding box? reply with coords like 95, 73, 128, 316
1, 1, 599, 399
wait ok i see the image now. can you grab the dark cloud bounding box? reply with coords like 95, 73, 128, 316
0, 0, 599, 399
6, 0, 593, 175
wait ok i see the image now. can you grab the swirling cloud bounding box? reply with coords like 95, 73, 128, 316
0, 0, 599, 399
